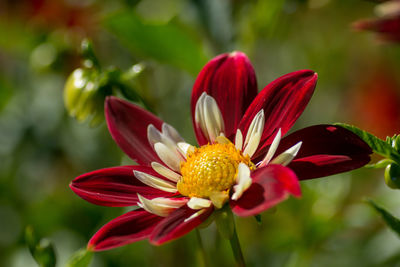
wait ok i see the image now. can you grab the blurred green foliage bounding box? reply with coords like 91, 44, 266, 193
2, 0, 400, 267
25, 226, 56, 267
105, 11, 208, 75
368, 200, 400, 238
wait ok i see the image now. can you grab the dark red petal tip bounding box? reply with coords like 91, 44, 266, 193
70, 166, 174, 207
105, 96, 163, 166
276, 124, 372, 180
231, 165, 300, 217
88, 209, 162, 251
239, 69, 318, 159
191, 51, 258, 144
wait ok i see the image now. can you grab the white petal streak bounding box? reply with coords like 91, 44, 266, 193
138, 194, 187, 217
243, 110, 264, 157
194, 92, 225, 143
151, 162, 181, 182
270, 141, 302, 166
231, 163, 252, 201
258, 129, 282, 167
133, 170, 177, 193
154, 142, 181, 171
184, 209, 207, 223
187, 197, 212, 210
235, 129, 243, 151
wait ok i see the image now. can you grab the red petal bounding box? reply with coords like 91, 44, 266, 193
353, 17, 400, 43
231, 165, 300, 217
150, 205, 213, 245
275, 124, 372, 180
88, 209, 162, 251
70, 166, 175, 207
191, 52, 258, 144
239, 70, 317, 158
105, 96, 162, 166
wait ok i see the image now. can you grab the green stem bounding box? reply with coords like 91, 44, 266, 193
195, 229, 208, 267
229, 222, 246, 267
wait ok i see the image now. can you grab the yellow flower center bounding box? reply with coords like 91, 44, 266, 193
177, 142, 255, 198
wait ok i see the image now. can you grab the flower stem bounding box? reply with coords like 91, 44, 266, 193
195, 229, 208, 267
229, 222, 246, 267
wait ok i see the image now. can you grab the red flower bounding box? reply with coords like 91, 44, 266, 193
70, 52, 372, 251
353, 0, 400, 43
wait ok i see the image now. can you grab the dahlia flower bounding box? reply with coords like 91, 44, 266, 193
353, 0, 400, 43
70, 52, 372, 251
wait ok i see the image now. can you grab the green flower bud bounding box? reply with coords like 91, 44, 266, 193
393, 135, 400, 151
64, 68, 107, 126
385, 163, 400, 189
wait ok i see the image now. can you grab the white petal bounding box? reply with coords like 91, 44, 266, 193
235, 129, 243, 151
194, 93, 210, 140
206, 95, 224, 138
216, 135, 231, 144
147, 124, 163, 147
133, 170, 177, 193
154, 142, 181, 171
375, 1, 400, 18
270, 141, 302, 166
243, 133, 261, 157
203, 95, 224, 143
177, 142, 195, 157
231, 163, 252, 201
194, 92, 225, 143
151, 162, 181, 182
243, 110, 264, 157
244, 110, 264, 147
137, 194, 187, 217
187, 197, 212, 210
258, 129, 282, 167
148, 124, 185, 162
162, 123, 184, 144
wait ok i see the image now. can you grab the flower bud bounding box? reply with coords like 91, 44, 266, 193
64, 68, 107, 126
392, 135, 400, 151
385, 163, 400, 189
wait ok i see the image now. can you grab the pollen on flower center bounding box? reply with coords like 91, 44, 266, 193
177, 142, 255, 198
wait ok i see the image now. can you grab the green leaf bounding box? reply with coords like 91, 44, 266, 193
25, 226, 56, 267
66, 248, 93, 267
104, 11, 208, 75
367, 200, 400, 238
335, 123, 400, 162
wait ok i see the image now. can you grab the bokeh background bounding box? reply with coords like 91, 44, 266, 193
2, 0, 400, 266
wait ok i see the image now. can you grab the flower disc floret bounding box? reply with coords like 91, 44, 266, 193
177, 142, 255, 198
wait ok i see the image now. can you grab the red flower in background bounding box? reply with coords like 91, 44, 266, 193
347, 70, 400, 139
70, 52, 372, 251
353, 0, 400, 43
